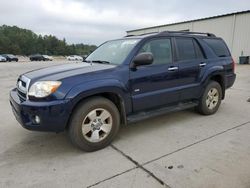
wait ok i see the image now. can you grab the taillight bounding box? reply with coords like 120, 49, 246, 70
232, 58, 236, 73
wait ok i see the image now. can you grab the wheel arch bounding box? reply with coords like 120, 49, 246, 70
210, 74, 225, 99
65, 81, 131, 129
202, 72, 225, 100
66, 92, 127, 130
201, 66, 225, 100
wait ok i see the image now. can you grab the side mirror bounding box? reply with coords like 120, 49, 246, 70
131, 52, 154, 69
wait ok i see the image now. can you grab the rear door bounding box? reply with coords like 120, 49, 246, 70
129, 38, 180, 112
174, 37, 207, 100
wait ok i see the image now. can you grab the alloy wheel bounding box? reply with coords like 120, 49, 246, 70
206, 88, 219, 110
82, 108, 113, 143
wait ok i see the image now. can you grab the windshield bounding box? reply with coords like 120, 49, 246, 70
86, 39, 140, 65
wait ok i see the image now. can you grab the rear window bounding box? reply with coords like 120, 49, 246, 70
203, 39, 230, 57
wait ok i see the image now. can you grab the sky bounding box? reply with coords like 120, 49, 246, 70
0, 0, 250, 45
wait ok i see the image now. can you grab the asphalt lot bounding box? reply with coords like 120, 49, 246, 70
0, 61, 250, 188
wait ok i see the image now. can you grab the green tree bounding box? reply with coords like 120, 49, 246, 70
0, 25, 97, 56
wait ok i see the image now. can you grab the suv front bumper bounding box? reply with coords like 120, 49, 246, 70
9, 88, 72, 132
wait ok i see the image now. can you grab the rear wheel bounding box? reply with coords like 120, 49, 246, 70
197, 81, 222, 115
68, 97, 120, 152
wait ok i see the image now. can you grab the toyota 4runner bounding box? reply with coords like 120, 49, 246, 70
10, 31, 236, 151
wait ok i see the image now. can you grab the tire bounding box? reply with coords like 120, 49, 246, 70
68, 97, 120, 152
197, 81, 222, 115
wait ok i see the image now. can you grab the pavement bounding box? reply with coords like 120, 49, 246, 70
0, 61, 250, 188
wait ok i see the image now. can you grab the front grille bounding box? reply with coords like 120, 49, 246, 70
17, 89, 26, 101
17, 75, 31, 101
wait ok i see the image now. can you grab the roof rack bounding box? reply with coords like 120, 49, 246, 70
125, 31, 216, 38
158, 31, 216, 37
124, 31, 159, 37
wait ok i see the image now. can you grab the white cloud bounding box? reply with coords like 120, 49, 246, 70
0, 0, 250, 45
40, 0, 179, 28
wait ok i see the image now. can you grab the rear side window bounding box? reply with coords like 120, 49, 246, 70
176, 38, 196, 61
203, 39, 230, 57
193, 40, 205, 59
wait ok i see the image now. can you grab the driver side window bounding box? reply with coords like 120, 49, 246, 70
139, 38, 172, 65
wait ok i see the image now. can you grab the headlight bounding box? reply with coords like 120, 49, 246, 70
28, 81, 62, 98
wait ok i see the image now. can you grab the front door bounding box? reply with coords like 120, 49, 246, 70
129, 38, 180, 112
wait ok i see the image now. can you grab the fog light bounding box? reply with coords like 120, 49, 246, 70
34, 115, 40, 124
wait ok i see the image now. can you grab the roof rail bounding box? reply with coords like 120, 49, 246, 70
125, 34, 136, 37
158, 31, 216, 37
124, 31, 159, 37
125, 31, 216, 38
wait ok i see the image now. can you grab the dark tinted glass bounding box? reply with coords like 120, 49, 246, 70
203, 39, 230, 57
139, 39, 172, 64
176, 38, 196, 61
194, 40, 205, 59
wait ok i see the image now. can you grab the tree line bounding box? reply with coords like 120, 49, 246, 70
0, 25, 97, 56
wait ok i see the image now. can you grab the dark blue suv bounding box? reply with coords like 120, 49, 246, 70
10, 31, 236, 151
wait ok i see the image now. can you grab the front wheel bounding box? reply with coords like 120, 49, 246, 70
68, 97, 120, 152
197, 81, 222, 115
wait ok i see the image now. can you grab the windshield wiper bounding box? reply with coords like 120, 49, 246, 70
83, 60, 91, 63
88, 60, 110, 64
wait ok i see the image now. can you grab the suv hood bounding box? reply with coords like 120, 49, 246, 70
24, 63, 116, 81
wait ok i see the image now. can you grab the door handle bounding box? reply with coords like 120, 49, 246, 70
199, 63, 207, 67
168, 67, 178, 71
